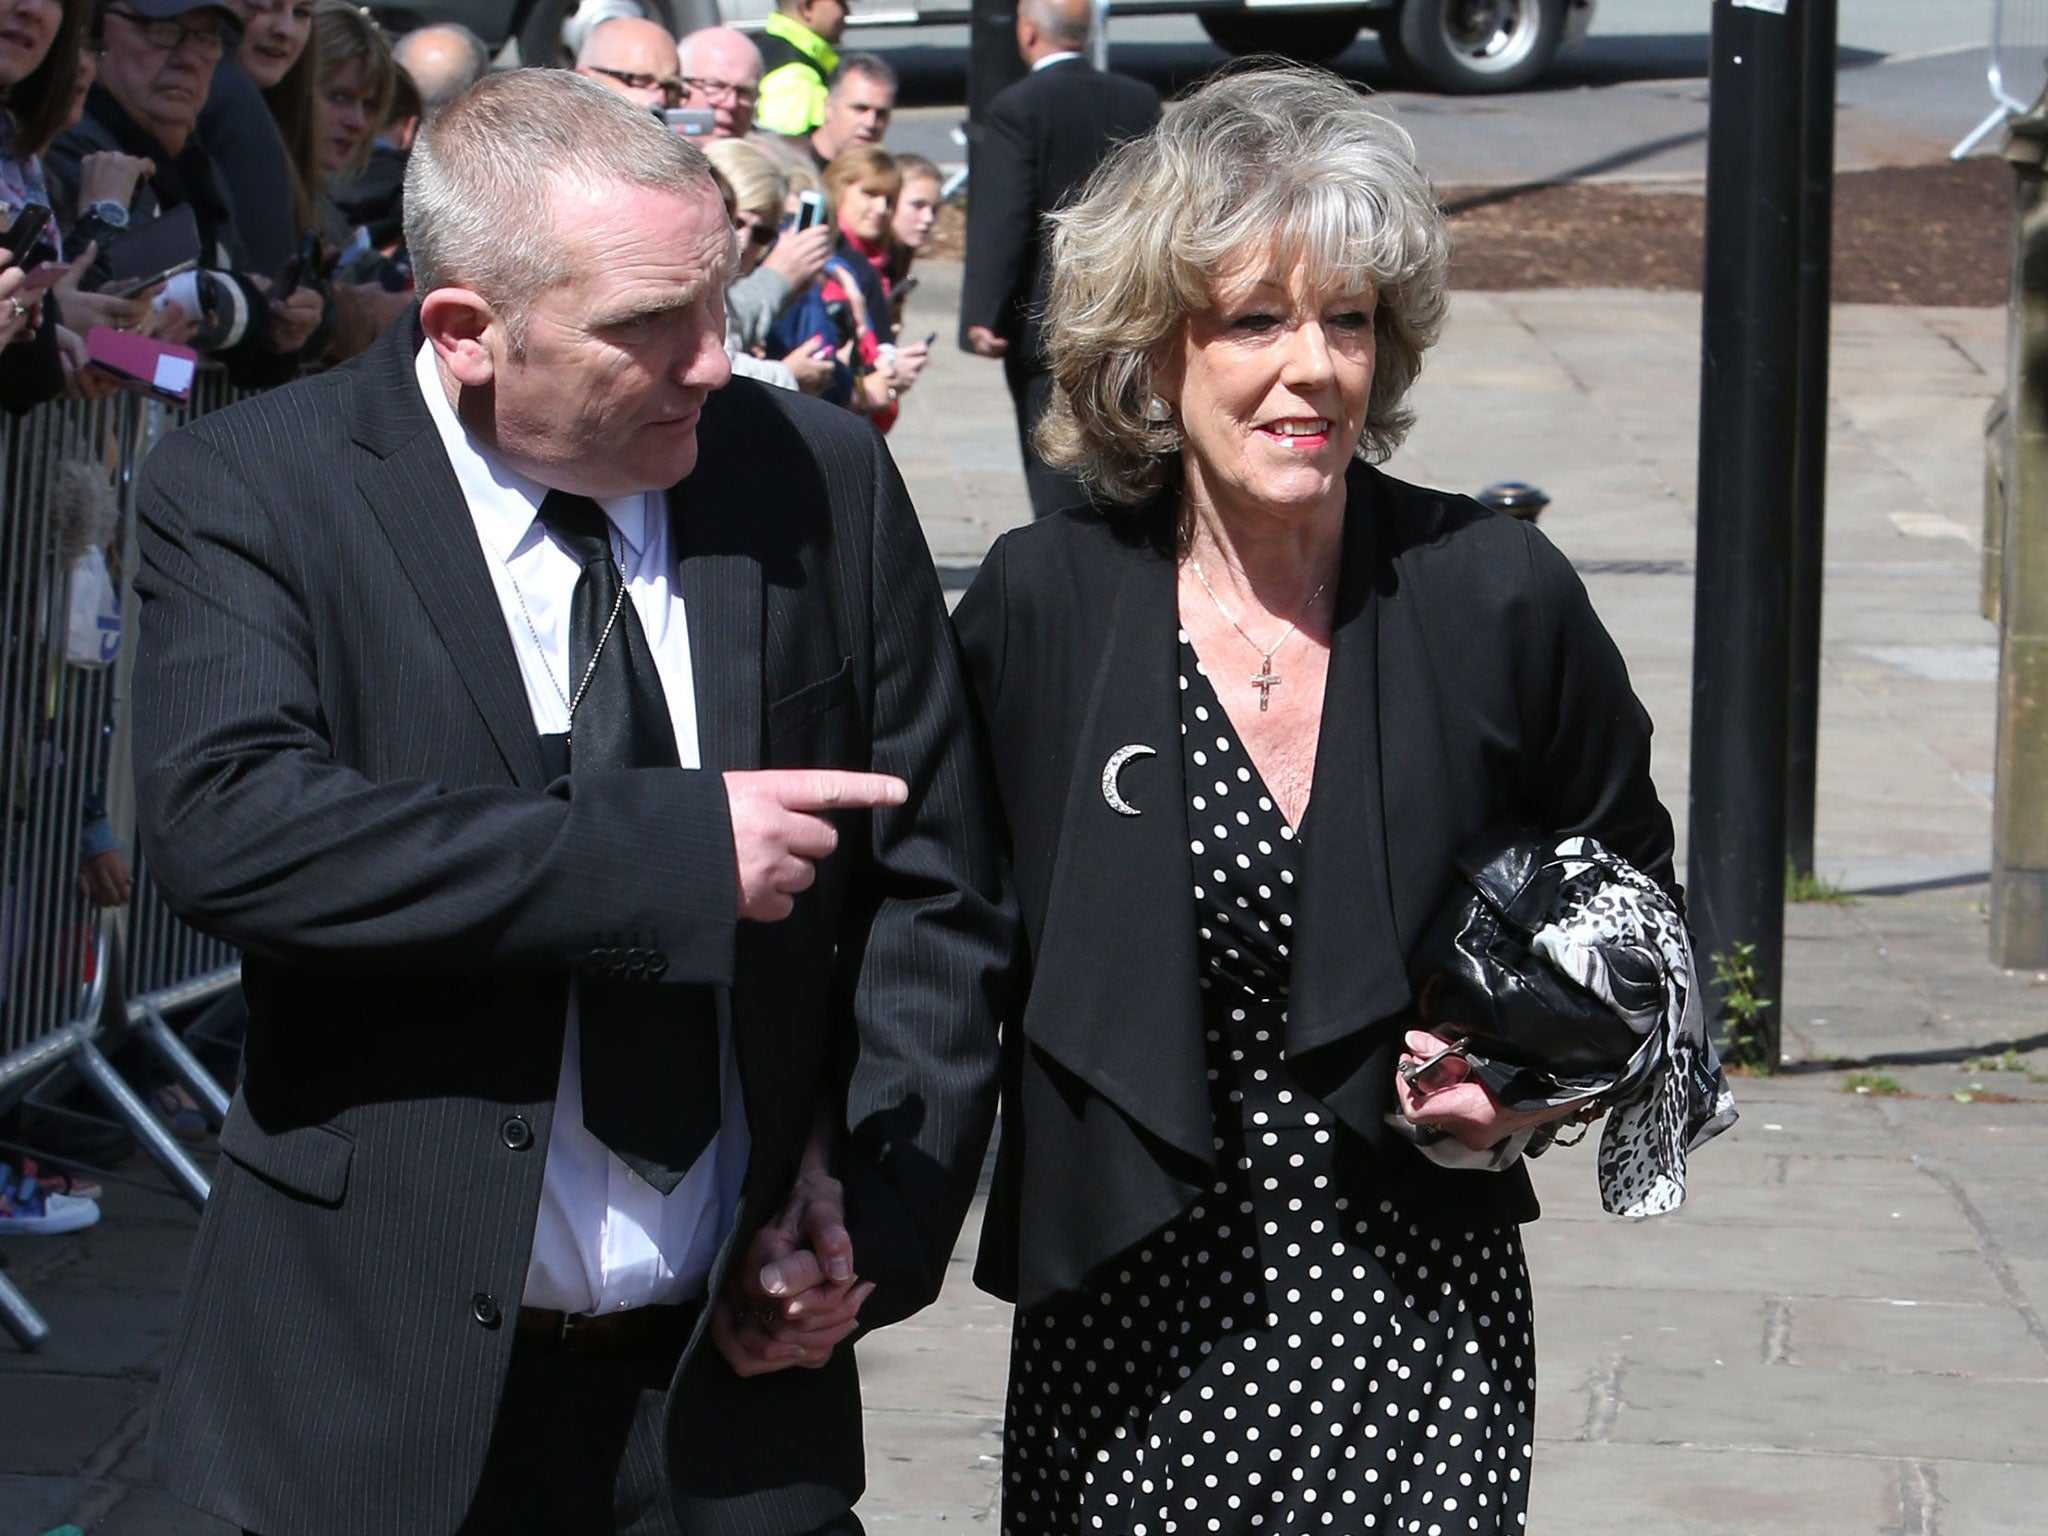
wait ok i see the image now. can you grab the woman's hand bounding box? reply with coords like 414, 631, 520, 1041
76, 151, 154, 211
784, 337, 836, 395
56, 324, 121, 400
891, 336, 930, 391
1393, 1028, 1601, 1153
858, 358, 898, 413
54, 243, 157, 334
0, 265, 30, 347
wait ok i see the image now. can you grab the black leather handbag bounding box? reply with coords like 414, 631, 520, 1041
1404, 823, 1671, 1116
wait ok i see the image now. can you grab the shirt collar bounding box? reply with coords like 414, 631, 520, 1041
412, 339, 652, 566
1032, 50, 1084, 71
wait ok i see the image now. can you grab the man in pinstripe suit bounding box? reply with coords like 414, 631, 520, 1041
131, 70, 1013, 1536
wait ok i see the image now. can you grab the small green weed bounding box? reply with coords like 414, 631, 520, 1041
1961, 1049, 2048, 1081
1785, 861, 1853, 904
1843, 1072, 1904, 1096
1710, 941, 1775, 1074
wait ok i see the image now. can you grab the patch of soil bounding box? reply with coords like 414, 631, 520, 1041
1442, 156, 2010, 306
921, 201, 967, 263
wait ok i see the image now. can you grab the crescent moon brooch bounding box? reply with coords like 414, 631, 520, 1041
1101, 743, 1157, 817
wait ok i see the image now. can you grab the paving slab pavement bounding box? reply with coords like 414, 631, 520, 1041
5, 262, 2045, 1533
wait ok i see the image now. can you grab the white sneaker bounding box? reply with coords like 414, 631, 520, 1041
0, 1189, 101, 1236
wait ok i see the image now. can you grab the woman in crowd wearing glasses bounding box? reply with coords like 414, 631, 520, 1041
955, 67, 1676, 1534
706, 133, 840, 398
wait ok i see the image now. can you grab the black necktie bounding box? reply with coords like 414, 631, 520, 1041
537, 490, 720, 1194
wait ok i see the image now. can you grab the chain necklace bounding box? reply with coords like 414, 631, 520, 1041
507, 525, 631, 723
1187, 554, 1329, 712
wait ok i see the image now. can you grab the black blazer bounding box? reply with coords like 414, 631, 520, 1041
135, 318, 1014, 1536
953, 464, 1678, 1311
958, 58, 1161, 366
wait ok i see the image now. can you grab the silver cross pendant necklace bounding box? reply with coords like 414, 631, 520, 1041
507, 525, 631, 725
1187, 555, 1329, 712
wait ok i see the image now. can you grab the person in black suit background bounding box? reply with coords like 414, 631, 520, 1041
958, 0, 1158, 518
134, 69, 1012, 1536
953, 68, 1678, 1533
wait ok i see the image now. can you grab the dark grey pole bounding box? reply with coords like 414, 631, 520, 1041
1689, 0, 1806, 1063
967, 0, 1025, 130
1786, 0, 1839, 881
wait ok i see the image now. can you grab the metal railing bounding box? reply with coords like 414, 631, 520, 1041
1, 369, 259, 1349
1956, 0, 2048, 158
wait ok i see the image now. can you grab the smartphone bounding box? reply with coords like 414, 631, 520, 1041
892, 273, 919, 305
661, 106, 716, 137
103, 206, 202, 297
273, 231, 317, 301
794, 189, 826, 233
84, 325, 199, 403
822, 297, 856, 348
3, 202, 51, 263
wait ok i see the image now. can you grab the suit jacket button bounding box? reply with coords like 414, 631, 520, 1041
590, 947, 614, 971
646, 953, 668, 979
500, 1116, 533, 1151
471, 1292, 502, 1328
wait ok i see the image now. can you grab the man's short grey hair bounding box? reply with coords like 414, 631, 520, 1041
405, 70, 715, 351
829, 51, 897, 96
1037, 65, 1450, 507
1020, 0, 1091, 52
393, 23, 491, 113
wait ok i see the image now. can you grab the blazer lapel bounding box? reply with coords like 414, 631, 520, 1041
349, 318, 549, 790
665, 459, 762, 775
1286, 468, 1414, 1101
1021, 541, 1212, 1167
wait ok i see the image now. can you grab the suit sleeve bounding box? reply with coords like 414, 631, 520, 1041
1522, 527, 1681, 902
959, 93, 1040, 344
131, 426, 739, 984
833, 430, 1017, 1329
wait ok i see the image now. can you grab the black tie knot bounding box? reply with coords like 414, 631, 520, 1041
536, 490, 612, 570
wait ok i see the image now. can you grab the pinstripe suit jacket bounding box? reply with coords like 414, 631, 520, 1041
133, 318, 1014, 1536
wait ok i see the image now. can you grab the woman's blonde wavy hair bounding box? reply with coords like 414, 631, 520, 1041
1036, 65, 1450, 508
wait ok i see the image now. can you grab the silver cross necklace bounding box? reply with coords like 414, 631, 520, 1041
1187, 555, 1329, 712
506, 523, 631, 723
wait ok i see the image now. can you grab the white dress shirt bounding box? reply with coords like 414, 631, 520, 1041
414, 341, 750, 1315
1032, 49, 1084, 71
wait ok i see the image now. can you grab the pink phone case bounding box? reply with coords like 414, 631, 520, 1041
84, 326, 198, 402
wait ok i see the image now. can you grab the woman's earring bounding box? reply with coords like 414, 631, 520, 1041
1145, 395, 1173, 424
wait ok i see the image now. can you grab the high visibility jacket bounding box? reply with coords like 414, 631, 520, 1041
754, 12, 836, 137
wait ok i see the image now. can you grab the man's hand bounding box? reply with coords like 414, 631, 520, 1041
76, 150, 154, 211
1393, 1028, 1602, 1152
964, 324, 1007, 360
724, 768, 907, 922
761, 223, 834, 293
711, 1160, 873, 1376
264, 286, 323, 354
79, 849, 134, 908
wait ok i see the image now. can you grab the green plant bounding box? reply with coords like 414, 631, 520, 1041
1842, 1072, 1904, 1096
1710, 941, 1775, 1074
1785, 861, 1853, 904
1962, 1050, 2047, 1081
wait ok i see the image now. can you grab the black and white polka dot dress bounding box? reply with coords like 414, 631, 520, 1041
1001, 632, 1536, 1536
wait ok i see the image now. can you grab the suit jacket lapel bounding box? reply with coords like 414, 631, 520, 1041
665, 457, 762, 776
1286, 467, 1414, 1133
349, 317, 549, 790
1021, 540, 1212, 1166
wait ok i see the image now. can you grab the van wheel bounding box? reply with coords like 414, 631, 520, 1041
1388, 0, 1566, 93
1199, 8, 1370, 63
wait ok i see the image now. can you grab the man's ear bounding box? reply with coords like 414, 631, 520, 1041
419, 287, 499, 389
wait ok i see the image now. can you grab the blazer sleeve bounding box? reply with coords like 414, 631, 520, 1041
833, 430, 1016, 1328
131, 425, 740, 985
958, 92, 1038, 343
1522, 527, 1680, 901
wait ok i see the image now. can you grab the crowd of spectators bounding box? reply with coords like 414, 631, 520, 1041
3, 0, 945, 421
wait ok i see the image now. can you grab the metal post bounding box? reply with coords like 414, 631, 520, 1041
1087, 0, 1110, 70
967, 0, 1025, 131
1689, 0, 1806, 1061
1785, 0, 1838, 880
0, 1271, 51, 1351
1993, 91, 2048, 967
135, 1003, 231, 1125
70, 1038, 211, 1211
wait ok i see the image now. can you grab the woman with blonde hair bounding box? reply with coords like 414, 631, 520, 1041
817, 142, 927, 427
956, 66, 1678, 1534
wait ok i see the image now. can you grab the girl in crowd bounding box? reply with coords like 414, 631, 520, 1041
818, 143, 927, 430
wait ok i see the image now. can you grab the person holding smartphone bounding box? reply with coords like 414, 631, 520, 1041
0, 0, 87, 408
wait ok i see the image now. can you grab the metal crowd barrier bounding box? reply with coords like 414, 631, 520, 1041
1955, 0, 2048, 158
0, 368, 261, 1349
